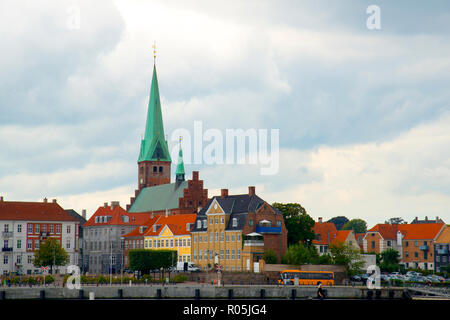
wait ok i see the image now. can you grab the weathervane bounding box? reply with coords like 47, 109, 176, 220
152, 41, 157, 63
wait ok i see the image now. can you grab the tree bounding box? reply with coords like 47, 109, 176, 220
384, 217, 405, 225
329, 241, 365, 276
379, 249, 400, 272
263, 249, 278, 264
342, 219, 367, 234
281, 243, 319, 265
272, 202, 315, 246
327, 216, 349, 231
129, 249, 177, 273
33, 238, 69, 274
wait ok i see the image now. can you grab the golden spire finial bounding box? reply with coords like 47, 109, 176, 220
152, 41, 156, 63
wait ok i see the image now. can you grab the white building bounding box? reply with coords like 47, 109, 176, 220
0, 197, 80, 275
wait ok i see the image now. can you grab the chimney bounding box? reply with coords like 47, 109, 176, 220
0, 196, 3, 202
165, 209, 169, 218
111, 201, 120, 210
82, 209, 86, 220
425, 216, 428, 221
248, 186, 255, 196
221, 189, 228, 198
104, 202, 108, 208
192, 171, 199, 181
43, 198, 48, 203
318, 217, 323, 224
52, 199, 57, 203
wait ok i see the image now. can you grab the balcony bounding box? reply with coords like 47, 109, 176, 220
255, 226, 281, 234
437, 248, 449, 255
244, 240, 264, 247
2, 231, 13, 238
2, 247, 13, 252
419, 245, 429, 251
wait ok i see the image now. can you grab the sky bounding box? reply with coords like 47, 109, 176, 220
1, 0, 449, 227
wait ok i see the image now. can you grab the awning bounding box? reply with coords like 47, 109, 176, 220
259, 220, 271, 224
246, 232, 262, 237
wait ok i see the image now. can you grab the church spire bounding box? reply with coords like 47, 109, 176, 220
138, 63, 171, 163
176, 137, 185, 182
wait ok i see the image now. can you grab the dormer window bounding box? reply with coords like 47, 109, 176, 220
197, 220, 202, 229
186, 223, 190, 231
232, 218, 238, 228
202, 220, 207, 228
121, 216, 129, 223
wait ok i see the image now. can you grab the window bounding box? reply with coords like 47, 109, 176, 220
202, 220, 207, 228
414, 252, 418, 258
215, 218, 218, 224
49, 225, 54, 234
166, 239, 169, 247
276, 220, 282, 227
187, 238, 191, 247
159, 166, 163, 172
67, 226, 71, 234
175, 239, 179, 247
42, 224, 47, 233
232, 218, 237, 227
237, 249, 241, 259
197, 220, 202, 229
34, 240, 39, 250
17, 224, 22, 233
170, 239, 174, 247
4, 224, 9, 232
28, 224, 33, 234
237, 234, 241, 241
17, 240, 21, 249
220, 232, 224, 242
215, 232, 218, 242
210, 233, 213, 242
66, 239, 71, 249
161, 240, 164, 248
371, 241, 375, 249
226, 234, 230, 242
226, 250, 230, 259
387, 241, 391, 247
231, 250, 235, 259
231, 234, 235, 242
414, 241, 418, 247
35, 224, 40, 234
405, 241, 409, 247
3, 256, 8, 265
405, 251, 409, 258
221, 218, 224, 224
27, 240, 32, 250
198, 250, 202, 260
153, 166, 157, 172
28, 255, 32, 264
56, 225, 61, 234
210, 218, 213, 225
193, 250, 197, 260
220, 250, 224, 259
182, 239, 186, 247
193, 236, 197, 243
248, 219, 253, 226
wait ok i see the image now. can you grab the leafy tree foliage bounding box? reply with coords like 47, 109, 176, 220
129, 250, 177, 273
327, 216, 349, 230
264, 249, 278, 264
329, 241, 365, 276
272, 202, 315, 246
384, 217, 405, 225
281, 243, 319, 265
33, 238, 69, 274
379, 249, 400, 272
342, 219, 368, 234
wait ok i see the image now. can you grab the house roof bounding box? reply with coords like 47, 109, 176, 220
127, 181, 189, 213
312, 222, 338, 245
398, 223, 445, 240
435, 225, 450, 244
83, 205, 151, 227
123, 214, 197, 239
121, 215, 162, 238
0, 201, 79, 222
191, 193, 280, 233
333, 230, 351, 243
367, 224, 399, 240
65, 209, 87, 225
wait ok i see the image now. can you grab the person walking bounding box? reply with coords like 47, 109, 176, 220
317, 281, 325, 300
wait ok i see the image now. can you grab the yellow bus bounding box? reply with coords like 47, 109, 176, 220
278, 270, 335, 286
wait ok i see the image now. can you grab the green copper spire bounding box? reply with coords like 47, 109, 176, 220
175, 138, 185, 182
138, 65, 171, 162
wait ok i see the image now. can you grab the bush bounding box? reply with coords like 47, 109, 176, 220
171, 274, 187, 283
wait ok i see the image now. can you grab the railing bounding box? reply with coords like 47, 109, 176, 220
244, 240, 264, 246
437, 248, 449, 255
255, 226, 281, 234
419, 245, 429, 251
2, 247, 13, 252
2, 231, 13, 238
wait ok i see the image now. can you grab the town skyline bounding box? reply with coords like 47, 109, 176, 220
1, 1, 450, 227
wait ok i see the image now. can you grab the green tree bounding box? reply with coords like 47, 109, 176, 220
384, 217, 405, 225
281, 243, 319, 265
263, 249, 278, 264
342, 219, 367, 234
33, 238, 69, 274
379, 249, 400, 272
272, 202, 315, 246
327, 216, 349, 230
129, 249, 177, 273
329, 241, 365, 276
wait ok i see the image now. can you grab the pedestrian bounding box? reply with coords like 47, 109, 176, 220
317, 281, 325, 300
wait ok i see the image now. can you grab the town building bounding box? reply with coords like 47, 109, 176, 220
122, 213, 197, 269
82, 202, 150, 274
434, 225, 450, 273
190, 187, 287, 272
0, 197, 80, 275
312, 218, 359, 255
364, 219, 446, 271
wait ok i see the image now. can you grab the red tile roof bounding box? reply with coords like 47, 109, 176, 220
367, 224, 399, 239
332, 230, 351, 244
436, 225, 450, 244
83, 205, 151, 227
121, 215, 162, 238
398, 223, 445, 240
313, 222, 338, 245
0, 201, 79, 222
143, 214, 197, 237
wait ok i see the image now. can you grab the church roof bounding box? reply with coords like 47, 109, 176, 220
138, 65, 171, 163
127, 181, 189, 213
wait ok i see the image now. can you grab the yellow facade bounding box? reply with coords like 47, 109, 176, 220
144, 225, 192, 262
191, 199, 244, 271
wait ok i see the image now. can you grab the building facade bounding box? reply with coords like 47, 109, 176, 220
313, 218, 360, 255
82, 202, 150, 274
434, 225, 450, 273
190, 187, 287, 272
0, 198, 80, 275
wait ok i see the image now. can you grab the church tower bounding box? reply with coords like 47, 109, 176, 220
175, 139, 185, 183
137, 64, 171, 190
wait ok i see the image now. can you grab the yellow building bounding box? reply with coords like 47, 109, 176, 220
143, 213, 196, 262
